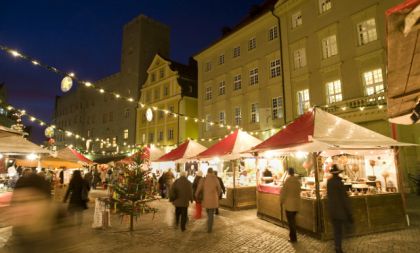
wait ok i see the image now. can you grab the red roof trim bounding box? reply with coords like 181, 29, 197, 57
386, 0, 420, 16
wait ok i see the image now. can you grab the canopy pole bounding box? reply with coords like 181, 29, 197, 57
231, 160, 236, 209
312, 152, 322, 233
394, 147, 409, 226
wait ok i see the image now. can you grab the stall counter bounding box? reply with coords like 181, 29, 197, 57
220, 186, 256, 210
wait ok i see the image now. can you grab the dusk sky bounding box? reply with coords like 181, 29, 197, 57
0, 0, 263, 142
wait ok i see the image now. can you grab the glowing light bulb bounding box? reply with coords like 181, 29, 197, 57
85, 82, 92, 87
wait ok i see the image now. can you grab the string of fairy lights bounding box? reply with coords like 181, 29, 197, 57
0, 44, 387, 155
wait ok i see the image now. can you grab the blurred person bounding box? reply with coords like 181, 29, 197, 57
192, 170, 203, 219
63, 170, 90, 226
165, 168, 175, 194
21, 168, 32, 177
84, 170, 93, 189
92, 168, 101, 189
327, 164, 353, 253
195, 168, 221, 233
169, 171, 193, 231
280, 167, 301, 243
4, 173, 66, 253
59, 167, 65, 185
158, 171, 167, 198
214, 171, 225, 215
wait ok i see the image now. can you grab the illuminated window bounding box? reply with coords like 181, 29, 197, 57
219, 111, 226, 125
322, 35, 338, 59
297, 89, 310, 115
363, 68, 384, 95
123, 129, 128, 139
357, 18, 377, 46
326, 80, 343, 104
251, 103, 259, 123
292, 11, 302, 29
272, 97, 283, 119
269, 26, 278, 41
319, 0, 332, 14
293, 48, 307, 69
234, 107, 241, 125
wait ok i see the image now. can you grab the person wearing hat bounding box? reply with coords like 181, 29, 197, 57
280, 167, 301, 243
327, 164, 353, 253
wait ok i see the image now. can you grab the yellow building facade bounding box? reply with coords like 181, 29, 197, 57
194, 1, 283, 142
136, 54, 198, 149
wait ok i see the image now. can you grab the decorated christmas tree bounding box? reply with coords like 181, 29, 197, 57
111, 150, 158, 231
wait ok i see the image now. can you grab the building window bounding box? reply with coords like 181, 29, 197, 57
363, 68, 384, 95
357, 18, 377, 46
123, 129, 128, 139
248, 37, 256, 51
297, 89, 310, 115
270, 59, 281, 78
169, 105, 174, 113
205, 114, 211, 132
158, 131, 164, 141
319, 0, 332, 14
234, 107, 241, 126
219, 54, 225, 65
168, 128, 174, 140
205, 62, 212, 72
109, 112, 113, 122
233, 46, 240, 58
233, 74, 242, 90
322, 35, 338, 59
154, 87, 160, 100
164, 84, 169, 96
205, 86, 212, 100
269, 26, 278, 41
112, 137, 117, 147
326, 80, 343, 104
151, 73, 156, 82
249, 68, 259, 85
146, 91, 151, 103
292, 11, 303, 29
219, 81, 226, 95
272, 97, 284, 119
293, 48, 307, 69
124, 109, 130, 119
148, 133, 154, 143
159, 68, 165, 78
251, 103, 259, 123
219, 111, 226, 125
158, 111, 164, 120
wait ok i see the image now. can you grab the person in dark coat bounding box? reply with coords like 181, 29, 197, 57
59, 168, 65, 185
84, 170, 93, 189
169, 171, 193, 231
214, 171, 225, 215
158, 172, 167, 198
327, 164, 353, 253
63, 170, 90, 226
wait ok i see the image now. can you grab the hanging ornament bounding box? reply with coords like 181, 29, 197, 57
61, 76, 73, 92
48, 138, 55, 145
11, 111, 24, 132
44, 126, 54, 138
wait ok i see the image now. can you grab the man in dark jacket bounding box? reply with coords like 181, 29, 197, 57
169, 171, 193, 231
214, 171, 225, 215
327, 164, 353, 253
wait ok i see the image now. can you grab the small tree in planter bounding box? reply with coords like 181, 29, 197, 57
111, 150, 158, 231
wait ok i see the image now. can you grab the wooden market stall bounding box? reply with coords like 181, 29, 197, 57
193, 130, 262, 210
250, 108, 413, 239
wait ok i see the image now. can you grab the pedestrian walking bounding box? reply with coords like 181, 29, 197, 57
280, 167, 301, 243
169, 171, 193, 231
214, 171, 225, 215
165, 168, 175, 195
195, 168, 221, 233
158, 172, 167, 198
92, 169, 101, 189
63, 170, 90, 226
84, 170, 93, 189
192, 170, 204, 219
327, 164, 353, 253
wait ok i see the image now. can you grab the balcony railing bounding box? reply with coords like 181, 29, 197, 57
319, 92, 387, 114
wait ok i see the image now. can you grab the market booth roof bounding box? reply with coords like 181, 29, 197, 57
157, 140, 206, 163
386, 0, 420, 124
0, 131, 50, 155
251, 108, 414, 153
120, 145, 165, 164
16, 157, 80, 168
56, 147, 93, 164
194, 129, 262, 160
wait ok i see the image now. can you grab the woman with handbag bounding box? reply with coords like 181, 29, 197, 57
63, 170, 90, 226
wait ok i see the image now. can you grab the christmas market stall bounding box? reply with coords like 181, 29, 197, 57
156, 139, 206, 178
119, 145, 165, 172
193, 129, 262, 209
250, 107, 414, 239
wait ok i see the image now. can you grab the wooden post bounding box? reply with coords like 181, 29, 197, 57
312, 152, 322, 234
393, 147, 409, 225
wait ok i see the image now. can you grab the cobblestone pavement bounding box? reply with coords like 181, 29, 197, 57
1, 191, 419, 253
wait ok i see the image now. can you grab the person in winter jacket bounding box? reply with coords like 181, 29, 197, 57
280, 167, 301, 243
169, 171, 193, 231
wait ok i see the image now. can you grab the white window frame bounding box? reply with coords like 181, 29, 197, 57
234, 107, 242, 126
293, 48, 307, 69
219, 81, 226, 95
168, 128, 174, 140
249, 68, 259, 85
270, 59, 281, 78
123, 129, 128, 140
326, 80, 343, 104
322, 35, 338, 59
219, 54, 225, 65
357, 18, 377, 46
233, 46, 241, 58
292, 11, 303, 29
272, 97, 284, 119
158, 131, 164, 141
251, 103, 259, 123
297, 89, 310, 115
319, 0, 332, 14
248, 37, 256, 51
269, 26, 278, 41
205, 62, 212, 72
233, 74, 242, 90
219, 111, 226, 125
205, 114, 211, 132
205, 86, 212, 100
363, 68, 384, 96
